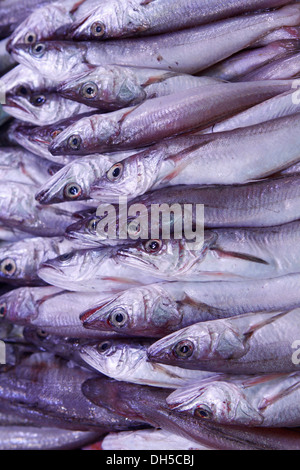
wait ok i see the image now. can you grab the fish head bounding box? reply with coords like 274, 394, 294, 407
58, 68, 102, 104
11, 41, 87, 82
167, 381, 264, 426
0, 241, 39, 284
90, 148, 165, 202
49, 113, 116, 156
0, 287, 38, 324
6, 4, 71, 52
69, 1, 150, 40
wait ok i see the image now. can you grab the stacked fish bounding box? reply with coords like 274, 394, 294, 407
2, 0, 300, 451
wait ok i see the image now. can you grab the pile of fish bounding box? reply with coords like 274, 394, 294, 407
2, 0, 300, 451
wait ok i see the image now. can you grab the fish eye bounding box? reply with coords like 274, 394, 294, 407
63, 183, 82, 200
58, 252, 74, 262
109, 309, 128, 328
96, 341, 111, 353
0, 303, 7, 318
91, 22, 105, 38
0, 258, 17, 277
24, 32, 37, 45
81, 82, 98, 99
17, 85, 29, 96
68, 134, 82, 151
87, 218, 98, 233
173, 340, 194, 359
31, 43, 46, 58
36, 329, 48, 339
31, 94, 46, 107
194, 405, 213, 420
107, 163, 123, 182
50, 129, 62, 139
144, 239, 162, 253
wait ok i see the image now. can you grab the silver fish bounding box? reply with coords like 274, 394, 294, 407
80, 274, 300, 337
69, 0, 294, 40
80, 339, 214, 388
11, 5, 300, 78
49, 81, 295, 155
58, 64, 222, 110
241, 51, 300, 80
147, 310, 300, 374
166, 372, 300, 427
79, 114, 300, 202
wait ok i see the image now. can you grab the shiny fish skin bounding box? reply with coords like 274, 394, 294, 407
12, 5, 300, 78
147, 310, 300, 374
49, 81, 295, 155
0, 286, 125, 338
241, 51, 300, 80
82, 378, 300, 449
2, 64, 55, 99
83, 114, 300, 202
0, 427, 102, 451
0, 38, 17, 76
115, 221, 300, 282
69, 0, 294, 40
251, 25, 300, 47
80, 339, 215, 388
166, 373, 300, 427
80, 274, 300, 337
58, 65, 222, 110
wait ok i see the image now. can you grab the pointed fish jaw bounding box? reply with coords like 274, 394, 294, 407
0, 288, 38, 324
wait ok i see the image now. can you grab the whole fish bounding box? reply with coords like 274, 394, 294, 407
80, 339, 214, 388
58, 65, 222, 110
11, 5, 300, 78
69, 0, 294, 40
0, 182, 78, 236
80, 274, 300, 337
35, 150, 143, 205
6, 0, 99, 50
3, 92, 100, 126
0, 427, 102, 451
0, 286, 126, 338
241, 51, 300, 80
115, 221, 300, 282
0, 147, 61, 186
205, 88, 300, 134
147, 310, 300, 374
0, 353, 146, 432
204, 40, 299, 81
0, 236, 74, 285
73, 114, 300, 202
82, 378, 300, 449
49, 81, 295, 156
37, 246, 163, 292
100, 428, 211, 451
166, 373, 300, 427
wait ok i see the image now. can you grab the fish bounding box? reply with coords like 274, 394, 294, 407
11, 5, 300, 78
0, 352, 146, 432
0, 285, 126, 338
2, 64, 55, 99
37, 246, 163, 292
80, 274, 300, 337
0, 182, 78, 236
77, 114, 300, 202
0, 38, 17, 76
69, 0, 294, 40
203, 39, 300, 82
79, 339, 215, 388
82, 378, 300, 449
0, 427, 103, 451
251, 25, 300, 47
0, 236, 74, 285
58, 64, 222, 110
241, 51, 300, 80
147, 310, 300, 374
3, 92, 100, 126
49, 81, 295, 155
35, 150, 143, 205
166, 372, 300, 427
100, 428, 211, 451
0, 147, 61, 186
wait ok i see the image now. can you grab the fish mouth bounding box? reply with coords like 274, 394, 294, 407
80, 300, 111, 325
29, 135, 52, 146
117, 251, 158, 270
67, 14, 92, 39
4, 97, 31, 116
